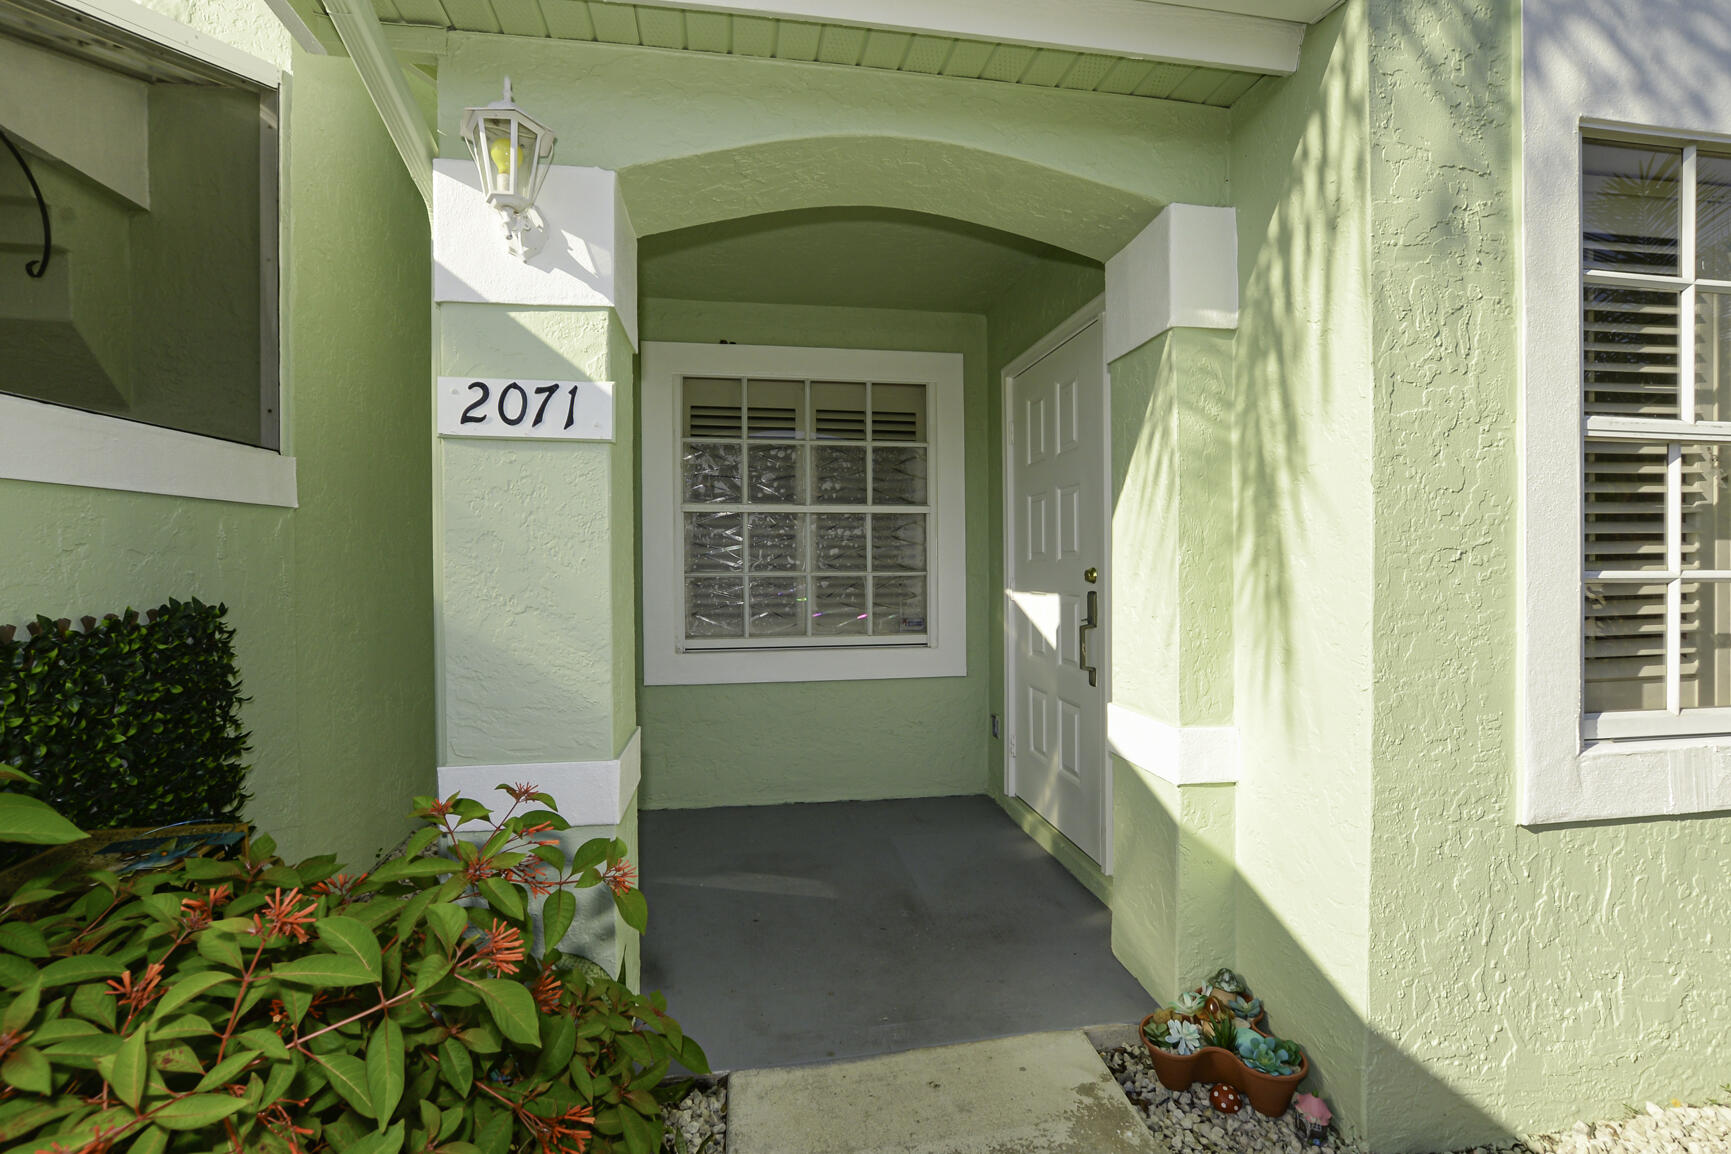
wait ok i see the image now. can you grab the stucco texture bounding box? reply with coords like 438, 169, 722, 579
1363, 1, 1731, 1148
635, 298, 991, 810
436, 305, 635, 766
435, 33, 1228, 261
1227, 0, 1377, 1132
2, 20, 435, 868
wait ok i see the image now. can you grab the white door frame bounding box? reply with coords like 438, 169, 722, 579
1001, 293, 1114, 875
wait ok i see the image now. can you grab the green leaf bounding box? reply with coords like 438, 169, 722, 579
425, 904, 466, 952
44, 1034, 124, 1059
0, 955, 36, 989
536, 1012, 576, 1081
103, 1022, 148, 1109
438, 1036, 472, 1095
613, 887, 648, 934
38, 955, 123, 988
0, 792, 86, 845
196, 930, 245, 971
155, 970, 239, 1017
347, 1120, 406, 1154
126, 1125, 170, 1154
412, 954, 451, 997
233, 1028, 290, 1062
0, 1099, 80, 1142
151, 1014, 216, 1041
316, 1052, 376, 1118
2, 977, 40, 1031
70, 981, 117, 1030
475, 1104, 512, 1154
366, 1018, 405, 1129
152, 1041, 205, 1075
30, 1017, 97, 1044
316, 916, 382, 981
0, 922, 49, 959
148, 1093, 249, 1131
195, 1049, 258, 1092
472, 978, 539, 1046
475, 877, 524, 922
270, 954, 376, 988
569, 839, 609, 873
678, 1036, 710, 1075
542, 889, 576, 950
370, 857, 451, 883
0, 1046, 50, 1094
619, 1104, 658, 1154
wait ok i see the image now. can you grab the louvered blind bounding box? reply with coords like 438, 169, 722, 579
1581, 138, 1731, 724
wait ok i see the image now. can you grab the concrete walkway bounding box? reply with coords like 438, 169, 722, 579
727, 1029, 1168, 1154
640, 797, 1154, 1070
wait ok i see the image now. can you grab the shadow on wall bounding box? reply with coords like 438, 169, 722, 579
1522, 0, 1731, 128
1125, 767, 1519, 1154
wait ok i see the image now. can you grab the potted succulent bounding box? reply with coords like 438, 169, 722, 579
1139, 971, 1308, 1117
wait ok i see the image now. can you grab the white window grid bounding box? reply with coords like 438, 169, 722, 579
677, 376, 934, 651
1583, 139, 1731, 739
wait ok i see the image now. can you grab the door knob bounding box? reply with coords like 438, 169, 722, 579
1079, 589, 1099, 688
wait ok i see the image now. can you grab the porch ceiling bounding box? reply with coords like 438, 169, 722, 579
320, 0, 1336, 107
640, 207, 1098, 315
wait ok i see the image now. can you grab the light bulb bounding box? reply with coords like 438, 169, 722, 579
488, 135, 526, 190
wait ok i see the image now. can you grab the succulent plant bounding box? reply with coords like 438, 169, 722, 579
1226, 994, 1264, 1020
1207, 967, 1250, 996
1237, 1033, 1304, 1076
1173, 989, 1208, 1014
1207, 1014, 1240, 1052
1164, 1019, 1204, 1055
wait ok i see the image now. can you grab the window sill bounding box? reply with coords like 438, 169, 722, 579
644, 643, 965, 686
1522, 734, 1731, 825
0, 394, 296, 508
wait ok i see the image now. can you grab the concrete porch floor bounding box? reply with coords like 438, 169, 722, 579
639, 795, 1154, 1071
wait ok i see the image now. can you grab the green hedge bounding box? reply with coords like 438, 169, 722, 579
0, 598, 249, 844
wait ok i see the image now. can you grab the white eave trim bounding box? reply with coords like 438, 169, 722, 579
325, 0, 434, 208
0, 394, 298, 508
46, 0, 280, 88
626, 0, 1305, 75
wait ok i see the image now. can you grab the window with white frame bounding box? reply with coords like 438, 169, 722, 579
641, 343, 966, 686
1581, 137, 1731, 740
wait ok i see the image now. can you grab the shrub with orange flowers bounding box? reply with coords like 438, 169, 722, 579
0, 765, 706, 1154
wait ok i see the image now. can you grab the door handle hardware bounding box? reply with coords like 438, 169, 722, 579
1079, 589, 1099, 688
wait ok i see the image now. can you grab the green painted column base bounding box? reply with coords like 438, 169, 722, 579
1110, 757, 1235, 1002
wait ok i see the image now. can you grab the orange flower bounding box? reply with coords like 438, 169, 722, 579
105, 962, 165, 1013
470, 918, 525, 976
255, 887, 318, 943
602, 858, 636, 897
505, 782, 542, 802
179, 895, 212, 933
530, 965, 563, 1014
529, 1103, 595, 1154
312, 872, 365, 899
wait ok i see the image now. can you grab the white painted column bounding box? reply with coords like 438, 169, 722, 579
1103, 203, 1241, 788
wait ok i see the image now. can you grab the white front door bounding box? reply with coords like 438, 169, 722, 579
1006, 315, 1109, 866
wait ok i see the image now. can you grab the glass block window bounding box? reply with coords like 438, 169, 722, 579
678, 376, 932, 645
1581, 137, 1731, 739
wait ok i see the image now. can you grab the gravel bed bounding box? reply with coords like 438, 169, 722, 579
661, 1078, 727, 1154
1101, 1043, 1731, 1154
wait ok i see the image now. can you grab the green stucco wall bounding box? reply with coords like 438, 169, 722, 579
635, 297, 991, 809
435, 34, 1226, 261
1, 12, 436, 869
435, 305, 635, 767
1360, 1, 1731, 1148
1227, 0, 1376, 1131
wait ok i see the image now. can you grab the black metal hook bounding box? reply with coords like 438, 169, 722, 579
0, 128, 52, 279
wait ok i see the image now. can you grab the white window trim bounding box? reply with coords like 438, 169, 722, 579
0, 0, 292, 508
1521, 119, 1731, 825
641, 341, 966, 686
0, 394, 297, 508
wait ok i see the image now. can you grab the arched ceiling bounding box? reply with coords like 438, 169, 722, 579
640, 206, 1099, 314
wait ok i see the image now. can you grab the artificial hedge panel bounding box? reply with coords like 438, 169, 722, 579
0, 598, 250, 842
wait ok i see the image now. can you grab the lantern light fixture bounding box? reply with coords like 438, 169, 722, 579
459, 78, 556, 259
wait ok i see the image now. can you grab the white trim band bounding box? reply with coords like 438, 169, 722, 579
437, 729, 642, 829
0, 394, 297, 508
1107, 702, 1238, 785
1104, 204, 1238, 365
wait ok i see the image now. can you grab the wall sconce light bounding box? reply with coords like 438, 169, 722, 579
459, 78, 555, 259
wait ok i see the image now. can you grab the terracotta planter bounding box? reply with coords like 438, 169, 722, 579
1139, 1013, 1308, 1118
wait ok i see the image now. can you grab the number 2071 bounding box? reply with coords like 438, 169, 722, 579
460, 380, 585, 430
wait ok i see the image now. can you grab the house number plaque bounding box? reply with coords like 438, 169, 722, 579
436, 377, 614, 441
